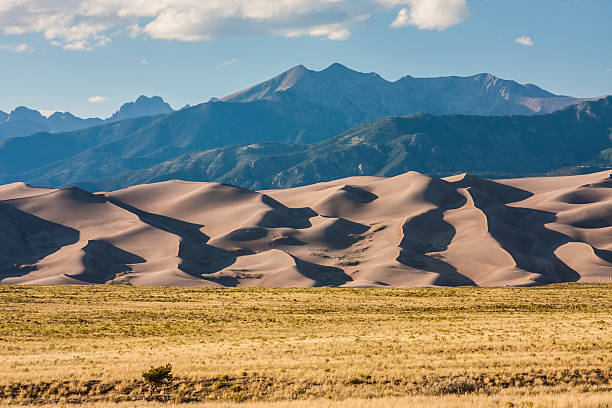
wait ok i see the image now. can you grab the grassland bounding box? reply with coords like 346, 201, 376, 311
0, 284, 610, 407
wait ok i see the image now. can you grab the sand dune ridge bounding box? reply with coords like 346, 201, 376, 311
2, 171, 612, 286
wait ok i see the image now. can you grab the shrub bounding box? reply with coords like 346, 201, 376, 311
427, 376, 476, 395
142, 363, 173, 387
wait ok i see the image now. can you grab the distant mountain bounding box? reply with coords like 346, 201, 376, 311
0, 96, 173, 140
46, 111, 104, 132
0, 65, 602, 143
0, 106, 103, 140
0, 100, 344, 187
108, 95, 173, 122
0, 64, 606, 189
223, 63, 599, 121
82, 97, 612, 191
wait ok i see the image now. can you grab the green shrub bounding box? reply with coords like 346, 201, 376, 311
142, 363, 173, 387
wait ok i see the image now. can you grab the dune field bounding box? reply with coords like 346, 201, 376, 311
2, 170, 612, 286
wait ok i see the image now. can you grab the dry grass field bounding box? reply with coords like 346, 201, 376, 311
0, 284, 610, 407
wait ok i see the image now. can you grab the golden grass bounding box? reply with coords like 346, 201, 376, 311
0, 284, 610, 406
28, 390, 612, 408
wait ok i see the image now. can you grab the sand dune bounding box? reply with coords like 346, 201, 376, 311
2, 171, 612, 287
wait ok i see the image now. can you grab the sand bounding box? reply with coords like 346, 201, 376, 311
1, 170, 612, 287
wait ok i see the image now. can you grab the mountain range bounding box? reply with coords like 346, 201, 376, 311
0, 63, 608, 191
82, 96, 612, 191
0, 95, 173, 140
223, 63, 596, 119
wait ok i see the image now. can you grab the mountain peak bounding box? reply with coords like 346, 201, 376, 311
221, 65, 312, 103
473, 72, 497, 79
8, 106, 45, 123
135, 95, 165, 104
287, 64, 308, 74
279, 64, 310, 84
320, 63, 378, 79
469, 73, 557, 98
322, 62, 352, 72
48, 111, 77, 120
108, 95, 173, 122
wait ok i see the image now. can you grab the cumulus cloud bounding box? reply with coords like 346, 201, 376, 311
0, 0, 469, 49
140, 59, 148, 64
0, 0, 371, 49
383, 0, 470, 30
515, 36, 534, 46
88, 96, 108, 103
0, 42, 33, 53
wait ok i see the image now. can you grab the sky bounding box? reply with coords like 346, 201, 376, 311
0, 0, 611, 118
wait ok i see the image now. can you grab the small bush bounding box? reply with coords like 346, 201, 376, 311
427, 376, 476, 395
142, 363, 173, 387
347, 377, 364, 385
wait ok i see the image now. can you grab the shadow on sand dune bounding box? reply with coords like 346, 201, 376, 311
106, 195, 351, 286
445, 174, 608, 284
66, 240, 146, 284
104, 197, 241, 280
466, 186, 582, 285
292, 255, 353, 286
396, 179, 476, 286
0, 203, 79, 280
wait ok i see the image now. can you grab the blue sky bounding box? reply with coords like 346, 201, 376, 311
0, 0, 611, 118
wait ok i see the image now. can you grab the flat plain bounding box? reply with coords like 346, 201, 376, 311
0, 284, 610, 407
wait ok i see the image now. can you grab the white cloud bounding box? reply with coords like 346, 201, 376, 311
285, 23, 351, 40
63, 40, 92, 51
515, 36, 534, 46
140, 58, 148, 64
284, 14, 369, 40
606, 68, 611, 73
0, 42, 33, 53
0, 0, 369, 49
220, 58, 238, 67
390, 8, 410, 28
384, 0, 470, 31
14, 42, 33, 52
327, 29, 351, 40
88, 96, 108, 103
0, 0, 467, 49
